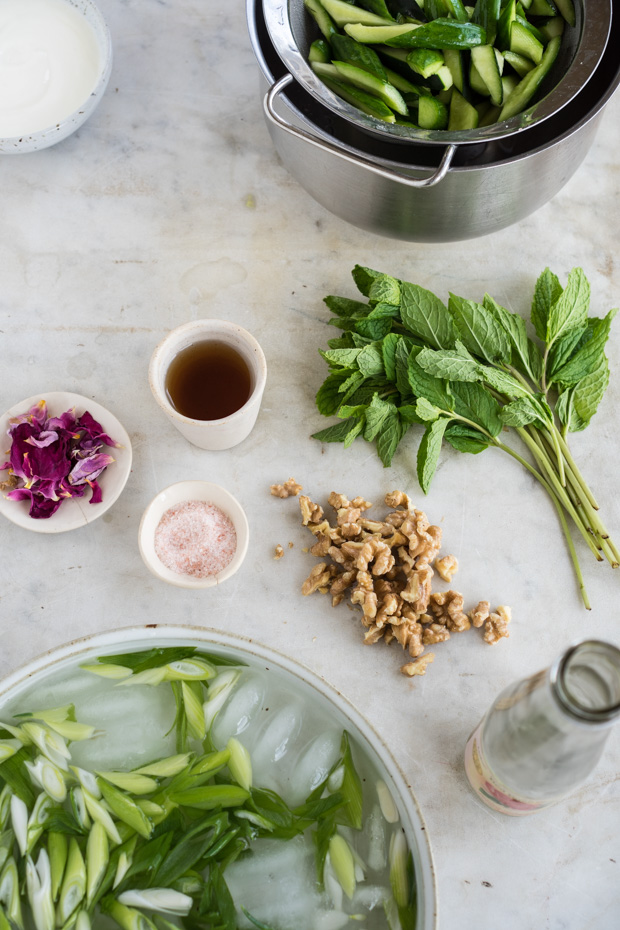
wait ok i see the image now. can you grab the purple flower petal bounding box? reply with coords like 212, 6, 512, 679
25, 430, 59, 449
88, 479, 103, 504
68, 452, 115, 486
77, 410, 120, 449
6, 487, 62, 519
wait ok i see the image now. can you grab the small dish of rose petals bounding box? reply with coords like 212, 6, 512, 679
0, 392, 132, 533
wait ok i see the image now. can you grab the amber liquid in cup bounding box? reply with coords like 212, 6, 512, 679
164, 341, 252, 420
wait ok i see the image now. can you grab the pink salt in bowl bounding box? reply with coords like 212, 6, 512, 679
138, 480, 249, 588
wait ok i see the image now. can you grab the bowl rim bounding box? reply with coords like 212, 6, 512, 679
0, 623, 438, 929
262, 0, 612, 146
138, 480, 250, 588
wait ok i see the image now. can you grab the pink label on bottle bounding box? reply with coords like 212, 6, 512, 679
464, 722, 548, 815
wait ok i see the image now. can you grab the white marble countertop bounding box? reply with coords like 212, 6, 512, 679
1, 1, 619, 928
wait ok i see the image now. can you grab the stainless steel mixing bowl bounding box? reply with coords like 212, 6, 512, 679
249, 0, 620, 240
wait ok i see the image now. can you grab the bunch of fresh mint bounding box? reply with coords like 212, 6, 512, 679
313, 265, 618, 609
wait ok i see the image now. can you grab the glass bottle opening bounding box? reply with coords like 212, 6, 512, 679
554, 639, 620, 723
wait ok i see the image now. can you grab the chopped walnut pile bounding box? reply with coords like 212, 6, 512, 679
270, 477, 303, 498
297, 490, 511, 677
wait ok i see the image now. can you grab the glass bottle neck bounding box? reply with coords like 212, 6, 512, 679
551, 639, 620, 725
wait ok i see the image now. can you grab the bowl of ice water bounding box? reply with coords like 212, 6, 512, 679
0, 625, 436, 929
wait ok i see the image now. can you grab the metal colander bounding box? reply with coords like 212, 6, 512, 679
263, 0, 612, 145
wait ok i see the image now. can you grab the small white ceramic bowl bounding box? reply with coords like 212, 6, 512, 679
0, 391, 132, 533
0, 0, 112, 154
139, 480, 249, 588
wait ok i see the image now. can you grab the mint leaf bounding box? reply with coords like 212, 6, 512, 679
344, 419, 365, 447
483, 294, 540, 382
451, 382, 502, 437
357, 344, 384, 376
560, 357, 610, 432
339, 371, 365, 396
363, 394, 394, 440
395, 336, 418, 397
355, 316, 393, 341
382, 333, 401, 382
342, 377, 390, 406
377, 410, 407, 466
324, 295, 369, 318
546, 267, 590, 347
448, 293, 511, 364
368, 275, 400, 306
328, 334, 356, 349
531, 267, 562, 341
415, 344, 481, 382
316, 370, 357, 416
415, 397, 441, 421
352, 265, 383, 296
547, 325, 586, 378
312, 419, 359, 443
417, 418, 450, 493
398, 404, 424, 425
320, 347, 362, 368
477, 367, 531, 398
552, 309, 618, 386
407, 346, 453, 410
500, 395, 547, 428
400, 281, 456, 349
444, 423, 489, 454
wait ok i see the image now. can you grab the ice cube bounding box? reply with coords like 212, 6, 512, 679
249, 699, 304, 795
285, 728, 342, 807
211, 671, 267, 747
225, 834, 327, 930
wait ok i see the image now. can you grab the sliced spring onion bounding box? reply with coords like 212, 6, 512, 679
86, 822, 108, 907
168, 785, 250, 811
202, 670, 240, 730
389, 830, 409, 908
97, 781, 153, 840
27, 794, 55, 854
80, 665, 133, 681
116, 669, 167, 688
70, 788, 92, 832
10, 796, 28, 857
26, 849, 54, 930
100, 897, 158, 930
376, 779, 400, 824
117, 888, 193, 916
0, 745, 17, 765
163, 658, 216, 682
81, 791, 121, 845
0, 858, 23, 929
21, 724, 70, 772
226, 738, 252, 792
181, 682, 206, 741
328, 834, 357, 899
26, 757, 67, 803
57, 838, 86, 925
95, 772, 158, 796
0, 788, 10, 831
131, 754, 191, 778
48, 832, 68, 901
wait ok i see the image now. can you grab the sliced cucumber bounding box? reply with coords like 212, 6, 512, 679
448, 88, 479, 129
435, 64, 454, 90
501, 73, 519, 98
418, 94, 448, 129
344, 23, 422, 43
309, 39, 332, 63
553, 0, 575, 27
503, 49, 535, 77
510, 20, 543, 64
385, 18, 487, 48
495, 0, 515, 49
407, 48, 445, 78
469, 60, 489, 95
304, 0, 337, 40
332, 60, 409, 113
477, 102, 501, 126
528, 0, 557, 14
515, 14, 545, 44
472, 0, 501, 46
383, 66, 428, 94
471, 44, 503, 105
444, 0, 470, 22
321, 0, 395, 27
443, 48, 465, 92
499, 34, 560, 120
319, 73, 398, 121
331, 32, 388, 79
538, 16, 564, 42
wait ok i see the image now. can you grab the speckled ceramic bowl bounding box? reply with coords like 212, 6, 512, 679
0, 0, 112, 154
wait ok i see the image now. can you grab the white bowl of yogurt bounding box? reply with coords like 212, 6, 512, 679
0, 0, 112, 153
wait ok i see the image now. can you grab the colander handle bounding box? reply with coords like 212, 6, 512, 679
264, 74, 456, 189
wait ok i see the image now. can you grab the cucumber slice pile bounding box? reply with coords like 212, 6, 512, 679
304, 0, 573, 131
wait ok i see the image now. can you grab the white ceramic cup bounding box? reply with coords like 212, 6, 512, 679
149, 320, 267, 450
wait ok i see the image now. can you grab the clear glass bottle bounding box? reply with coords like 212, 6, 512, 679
464, 639, 620, 815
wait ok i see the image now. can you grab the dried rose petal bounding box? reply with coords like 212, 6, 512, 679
68, 453, 115, 486
77, 411, 121, 449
